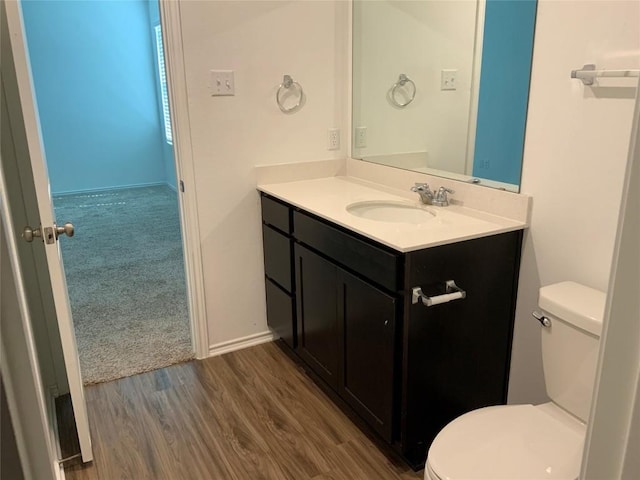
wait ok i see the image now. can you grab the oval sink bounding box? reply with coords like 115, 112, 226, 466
346, 200, 436, 224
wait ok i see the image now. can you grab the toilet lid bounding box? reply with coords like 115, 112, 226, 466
427, 404, 586, 480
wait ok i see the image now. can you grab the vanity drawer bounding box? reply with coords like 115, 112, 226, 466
293, 211, 401, 292
261, 194, 291, 234
265, 278, 295, 349
262, 224, 293, 292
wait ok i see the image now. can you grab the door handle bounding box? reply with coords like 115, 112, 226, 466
22, 225, 42, 242
23, 222, 74, 243
54, 222, 75, 239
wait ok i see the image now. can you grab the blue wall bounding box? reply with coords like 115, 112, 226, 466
22, 0, 171, 194
472, 0, 536, 186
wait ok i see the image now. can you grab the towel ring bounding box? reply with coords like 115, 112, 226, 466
276, 75, 304, 113
390, 74, 416, 108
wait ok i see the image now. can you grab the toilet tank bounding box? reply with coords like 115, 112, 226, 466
539, 281, 606, 423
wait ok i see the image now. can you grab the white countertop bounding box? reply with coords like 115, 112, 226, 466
258, 176, 527, 252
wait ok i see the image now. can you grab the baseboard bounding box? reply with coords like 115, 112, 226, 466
208, 331, 275, 358
55, 461, 66, 480
52, 181, 169, 197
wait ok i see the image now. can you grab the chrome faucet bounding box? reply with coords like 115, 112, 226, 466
411, 183, 454, 206
433, 186, 454, 207
411, 183, 434, 204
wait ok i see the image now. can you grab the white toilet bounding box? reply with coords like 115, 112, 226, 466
424, 281, 606, 480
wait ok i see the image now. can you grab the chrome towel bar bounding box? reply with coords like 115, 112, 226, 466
571, 64, 640, 86
412, 280, 466, 307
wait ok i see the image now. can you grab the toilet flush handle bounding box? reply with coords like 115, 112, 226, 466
532, 311, 551, 328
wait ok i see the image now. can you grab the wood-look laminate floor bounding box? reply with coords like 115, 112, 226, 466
66, 342, 424, 480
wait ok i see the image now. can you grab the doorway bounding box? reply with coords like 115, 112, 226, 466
20, 0, 193, 384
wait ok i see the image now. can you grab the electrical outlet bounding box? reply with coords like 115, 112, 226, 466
355, 126, 367, 148
328, 128, 340, 150
441, 69, 457, 91
209, 70, 235, 96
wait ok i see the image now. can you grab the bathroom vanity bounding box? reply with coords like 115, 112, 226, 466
258, 176, 525, 469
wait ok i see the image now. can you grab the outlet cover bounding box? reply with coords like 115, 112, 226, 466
355, 126, 367, 148
441, 69, 457, 91
328, 128, 340, 150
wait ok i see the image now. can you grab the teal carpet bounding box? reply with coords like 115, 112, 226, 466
53, 185, 193, 385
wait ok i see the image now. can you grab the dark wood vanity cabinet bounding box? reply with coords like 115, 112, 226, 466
400, 233, 522, 466
295, 243, 397, 442
260, 192, 523, 469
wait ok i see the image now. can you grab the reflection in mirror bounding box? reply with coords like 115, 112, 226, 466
352, 0, 537, 192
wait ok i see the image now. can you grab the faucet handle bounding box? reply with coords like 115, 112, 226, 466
411, 182, 430, 192
411, 183, 434, 204
433, 186, 454, 206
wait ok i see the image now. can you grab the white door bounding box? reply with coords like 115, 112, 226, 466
3, 1, 92, 462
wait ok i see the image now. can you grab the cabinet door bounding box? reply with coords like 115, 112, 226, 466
338, 270, 396, 442
295, 244, 339, 389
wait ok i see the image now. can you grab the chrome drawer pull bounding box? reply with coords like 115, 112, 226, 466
412, 280, 466, 307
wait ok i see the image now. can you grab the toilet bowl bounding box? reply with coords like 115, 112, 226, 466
424, 282, 606, 480
424, 403, 586, 480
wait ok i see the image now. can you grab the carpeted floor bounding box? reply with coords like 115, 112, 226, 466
53, 185, 193, 385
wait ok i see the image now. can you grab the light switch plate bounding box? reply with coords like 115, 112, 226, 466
210, 70, 235, 96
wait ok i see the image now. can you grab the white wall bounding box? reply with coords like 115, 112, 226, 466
177, 1, 348, 350
508, 0, 640, 404
352, 0, 477, 173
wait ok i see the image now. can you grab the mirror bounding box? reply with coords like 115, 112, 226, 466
352, 0, 537, 192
